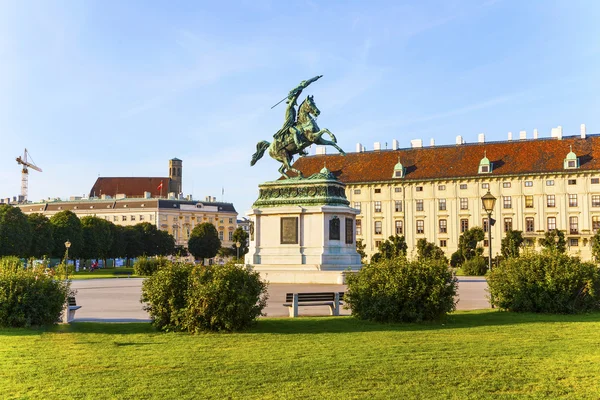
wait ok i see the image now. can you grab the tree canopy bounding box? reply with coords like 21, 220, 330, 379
0, 205, 32, 257
538, 229, 566, 254
27, 213, 54, 259
501, 230, 524, 259
371, 235, 407, 263
188, 223, 221, 262
416, 238, 448, 263
231, 227, 249, 259
49, 211, 83, 259
81, 216, 114, 260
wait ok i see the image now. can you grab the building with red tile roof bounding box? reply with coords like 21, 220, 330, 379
290, 132, 600, 261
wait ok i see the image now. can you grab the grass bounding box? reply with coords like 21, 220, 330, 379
2, 311, 600, 399
70, 267, 138, 280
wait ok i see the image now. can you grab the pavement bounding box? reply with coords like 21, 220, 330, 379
70, 276, 489, 322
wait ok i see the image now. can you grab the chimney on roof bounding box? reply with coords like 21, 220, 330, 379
533, 129, 539, 139
456, 135, 464, 145
144, 191, 151, 199
520, 130, 526, 140
410, 139, 423, 148
316, 146, 327, 155
356, 143, 362, 152
551, 126, 563, 140
581, 124, 587, 138
392, 139, 399, 150
508, 132, 513, 141
478, 133, 485, 143
430, 138, 435, 147
373, 142, 381, 151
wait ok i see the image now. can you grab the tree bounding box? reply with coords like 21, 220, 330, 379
416, 238, 448, 263
231, 227, 249, 259
123, 226, 143, 265
80, 216, 113, 261
0, 205, 32, 257
592, 230, 600, 263
356, 239, 367, 263
371, 235, 407, 263
538, 229, 566, 254
188, 223, 221, 263
501, 229, 524, 259
108, 224, 127, 260
49, 211, 83, 259
27, 213, 54, 258
155, 229, 176, 256
457, 227, 485, 263
133, 222, 161, 256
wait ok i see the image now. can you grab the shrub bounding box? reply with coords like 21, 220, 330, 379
0, 257, 69, 327
134, 256, 169, 276
488, 252, 600, 313
141, 261, 193, 331
345, 256, 457, 323
182, 263, 268, 333
461, 256, 488, 276
141, 260, 268, 332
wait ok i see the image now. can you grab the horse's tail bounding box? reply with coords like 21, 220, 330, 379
250, 141, 270, 166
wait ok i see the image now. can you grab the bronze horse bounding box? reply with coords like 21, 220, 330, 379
251, 95, 345, 178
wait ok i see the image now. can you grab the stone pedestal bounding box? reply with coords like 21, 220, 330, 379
245, 169, 362, 284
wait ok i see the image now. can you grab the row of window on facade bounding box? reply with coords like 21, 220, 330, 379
374, 236, 582, 250
104, 215, 154, 222
160, 215, 234, 224
353, 194, 600, 214
357, 216, 600, 238
352, 178, 597, 196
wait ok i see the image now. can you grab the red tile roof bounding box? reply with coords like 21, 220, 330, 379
291, 135, 600, 183
89, 177, 170, 198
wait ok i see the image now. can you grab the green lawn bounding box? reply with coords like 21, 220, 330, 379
2, 311, 600, 399
69, 267, 138, 280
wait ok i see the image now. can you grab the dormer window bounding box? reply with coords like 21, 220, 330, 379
392, 157, 405, 179
478, 151, 492, 174
564, 145, 579, 169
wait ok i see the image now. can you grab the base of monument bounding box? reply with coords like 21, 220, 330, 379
249, 264, 361, 284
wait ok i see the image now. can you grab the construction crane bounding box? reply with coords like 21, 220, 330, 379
15, 148, 42, 203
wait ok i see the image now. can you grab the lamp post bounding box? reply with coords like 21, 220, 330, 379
64, 240, 71, 280
235, 241, 241, 261
481, 191, 496, 272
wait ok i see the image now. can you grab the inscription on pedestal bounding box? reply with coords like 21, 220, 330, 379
280, 217, 298, 244
329, 217, 340, 240
345, 218, 354, 244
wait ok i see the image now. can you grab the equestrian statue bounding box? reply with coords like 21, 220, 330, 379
250, 75, 346, 178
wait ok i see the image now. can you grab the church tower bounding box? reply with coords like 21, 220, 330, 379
169, 158, 182, 194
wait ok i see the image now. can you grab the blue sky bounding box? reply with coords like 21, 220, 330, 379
1, 1, 599, 214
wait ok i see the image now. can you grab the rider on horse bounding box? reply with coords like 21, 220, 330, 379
273, 75, 323, 154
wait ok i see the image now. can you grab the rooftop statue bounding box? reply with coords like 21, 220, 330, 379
250, 75, 346, 178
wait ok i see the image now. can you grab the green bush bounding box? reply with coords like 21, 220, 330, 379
0, 257, 69, 327
182, 263, 268, 333
134, 256, 169, 276
488, 252, 600, 313
141, 261, 193, 331
345, 257, 457, 323
461, 256, 488, 276
141, 261, 268, 332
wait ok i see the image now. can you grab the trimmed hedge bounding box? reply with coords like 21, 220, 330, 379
488, 252, 600, 313
461, 256, 487, 276
0, 257, 69, 327
141, 261, 268, 332
345, 257, 457, 323
133, 256, 170, 276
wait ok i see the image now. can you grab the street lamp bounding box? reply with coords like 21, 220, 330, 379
481, 191, 496, 272
235, 241, 241, 260
64, 240, 71, 280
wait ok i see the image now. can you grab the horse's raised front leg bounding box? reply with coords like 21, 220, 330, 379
321, 128, 337, 143
313, 130, 346, 156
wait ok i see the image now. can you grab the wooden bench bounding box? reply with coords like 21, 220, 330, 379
283, 292, 344, 318
64, 296, 82, 323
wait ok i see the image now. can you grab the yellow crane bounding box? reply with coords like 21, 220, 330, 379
15, 148, 42, 203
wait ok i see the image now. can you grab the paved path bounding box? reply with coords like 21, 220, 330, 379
71, 277, 489, 322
